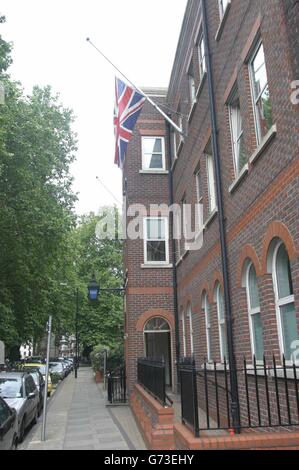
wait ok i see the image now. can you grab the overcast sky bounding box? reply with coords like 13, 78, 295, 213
1, 0, 187, 215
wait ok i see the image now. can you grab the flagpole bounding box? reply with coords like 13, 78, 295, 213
86, 38, 184, 136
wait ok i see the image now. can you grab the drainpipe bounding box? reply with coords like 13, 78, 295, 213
166, 119, 181, 392
202, 0, 240, 432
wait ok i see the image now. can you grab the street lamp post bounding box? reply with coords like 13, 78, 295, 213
87, 274, 125, 300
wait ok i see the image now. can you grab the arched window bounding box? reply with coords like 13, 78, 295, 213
180, 312, 187, 357
202, 292, 212, 362
245, 262, 264, 361
187, 304, 194, 355
215, 283, 228, 362
272, 242, 296, 360
144, 317, 170, 332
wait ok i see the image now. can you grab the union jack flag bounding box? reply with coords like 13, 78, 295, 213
114, 77, 146, 169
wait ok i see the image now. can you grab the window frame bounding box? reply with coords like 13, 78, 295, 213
187, 305, 194, 356
228, 87, 246, 177
195, 168, 204, 238
272, 241, 296, 362
218, 0, 230, 20
206, 152, 217, 214
248, 40, 272, 146
203, 293, 212, 362
143, 217, 169, 265
141, 136, 166, 171
216, 283, 227, 363
181, 312, 187, 357
197, 30, 207, 84
188, 63, 197, 106
245, 262, 264, 362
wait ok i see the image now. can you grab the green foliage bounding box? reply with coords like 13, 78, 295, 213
106, 343, 124, 373
71, 210, 124, 354
0, 16, 12, 74
50, 372, 61, 385
90, 344, 110, 372
0, 17, 124, 359
0, 19, 78, 354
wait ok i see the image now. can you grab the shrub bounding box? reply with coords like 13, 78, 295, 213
106, 344, 124, 374
50, 372, 61, 385
90, 344, 110, 372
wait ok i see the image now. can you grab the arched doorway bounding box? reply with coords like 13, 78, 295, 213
144, 317, 172, 386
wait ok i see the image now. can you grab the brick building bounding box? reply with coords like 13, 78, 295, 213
123, 0, 299, 438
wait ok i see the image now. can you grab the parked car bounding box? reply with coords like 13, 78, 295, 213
0, 372, 39, 442
24, 368, 45, 416
0, 396, 18, 450
23, 363, 53, 397
51, 357, 71, 376
64, 359, 74, 372
49, 362, 65, 381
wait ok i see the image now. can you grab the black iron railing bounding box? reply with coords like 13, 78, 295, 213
179, 355, 299, 437
107, 367, 127, 404
137, 357, 172, 406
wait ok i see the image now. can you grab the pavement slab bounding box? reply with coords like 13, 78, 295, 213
19, 367, 146, 450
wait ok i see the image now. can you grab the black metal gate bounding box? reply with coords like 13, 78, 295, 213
107, 367, 127, 404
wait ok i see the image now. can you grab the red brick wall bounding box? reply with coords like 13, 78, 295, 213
123, 0, 299, 432
131, 384, 175, 450
123, 94, 176, 394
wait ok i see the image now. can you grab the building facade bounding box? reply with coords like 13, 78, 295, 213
123, 0, 299, 430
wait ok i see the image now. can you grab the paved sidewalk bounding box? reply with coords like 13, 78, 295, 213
20, 368, 145, 450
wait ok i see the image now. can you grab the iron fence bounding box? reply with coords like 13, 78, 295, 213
107, 367, 127, 404
137, 357, 172, 406
179, 355, 299, 437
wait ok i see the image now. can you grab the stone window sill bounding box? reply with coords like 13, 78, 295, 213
201, 363, 229, 371
229, 164, 249, 194
249, 124, 277, 165
245, 365, 299, 380
141, 263, 173, 269
139, 170, 169, 175
215, 1, 232, 42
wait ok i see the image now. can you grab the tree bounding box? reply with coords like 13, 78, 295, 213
71, 210, 124, 355
0, 17, 78, 355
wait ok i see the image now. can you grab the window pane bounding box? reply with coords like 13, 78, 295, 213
143, 137, 162, 154
280, 302, 297, 360
238, 133, 247, 173
189, 75, 196, 102
218, 288, 225, 321
229, 94, 247, 175
145, 317, 170, 331
147, 240, 166, 262
206, 153, 216, 212
221, 324, 228, 360
147, 219, 165, 240
252, 44, 268, 98
276, 244, 293, 299
144, 153, 163, 169
206, 301, 211, 325
256, 85, 273, 136
248, 265, 260, 310
220, 0, 229, 16
251, 313, 264, 361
